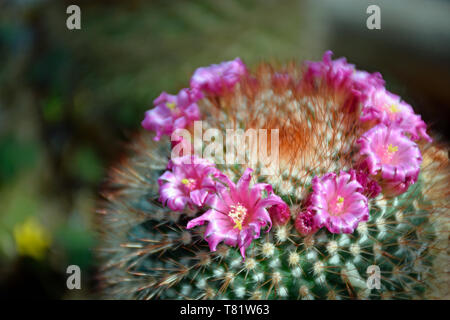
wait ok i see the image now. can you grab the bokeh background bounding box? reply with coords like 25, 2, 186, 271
0, 0, 449, 299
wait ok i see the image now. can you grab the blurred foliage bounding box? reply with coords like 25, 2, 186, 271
0, 135, 38, 184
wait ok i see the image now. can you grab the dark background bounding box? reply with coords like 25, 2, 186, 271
0, 0, 449, 299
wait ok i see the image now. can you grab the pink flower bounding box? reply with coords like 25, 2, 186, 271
303, 51, 354, 90
158, 155, 217, 211
350, 169, 382, 199
186, 168, 286, 259
294, 209, 319, 236
304, 51, 384, 91
357, 124, 422, 195
303, 51, 384, 112
141, 88, 202, 141
309, 171, 369, 234
190, 58, 247, 95
382, 177, 418, 197
268, 203, 291, 226
360, 88, 432, 142
352, 70, 385, 95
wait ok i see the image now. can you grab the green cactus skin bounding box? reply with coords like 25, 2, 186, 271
96, 64, 449, 300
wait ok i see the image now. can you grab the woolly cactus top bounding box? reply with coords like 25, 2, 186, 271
141, 51, 431, 259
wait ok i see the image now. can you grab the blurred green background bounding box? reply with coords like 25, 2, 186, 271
0, 0, 449, 299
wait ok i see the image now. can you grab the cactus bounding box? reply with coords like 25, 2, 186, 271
96, 53, 449, 299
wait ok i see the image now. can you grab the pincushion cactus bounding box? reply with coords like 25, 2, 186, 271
96, 52, 449, 299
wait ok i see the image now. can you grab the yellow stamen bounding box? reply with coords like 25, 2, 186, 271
389, 104, 400, 113
233, 220, 242, 231
181, 178, 196, 189
228, 204, 247, 231
388, 144, 398, 153
166, 102, 176, 110
337, 196, 344, 204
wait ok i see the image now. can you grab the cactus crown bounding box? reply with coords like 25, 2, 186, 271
97, 52, 449, 299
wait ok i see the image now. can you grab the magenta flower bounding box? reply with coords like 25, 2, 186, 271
268, 203, 291, 226
357, 124, 422, 195
158, 155, 217, 211
303, 51, 354, 90
141, 88, 202, 141
309, 171, 369, 234
351, 69, 385, 95
294, 209, 318, 236
190, 58, 247, 95
350, 169, 382, 199
304, 51, 384, 90
303, 51, 384, 111
383, 177, 418, 197
186, 168, 286, 259
360, 88, 432, 142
